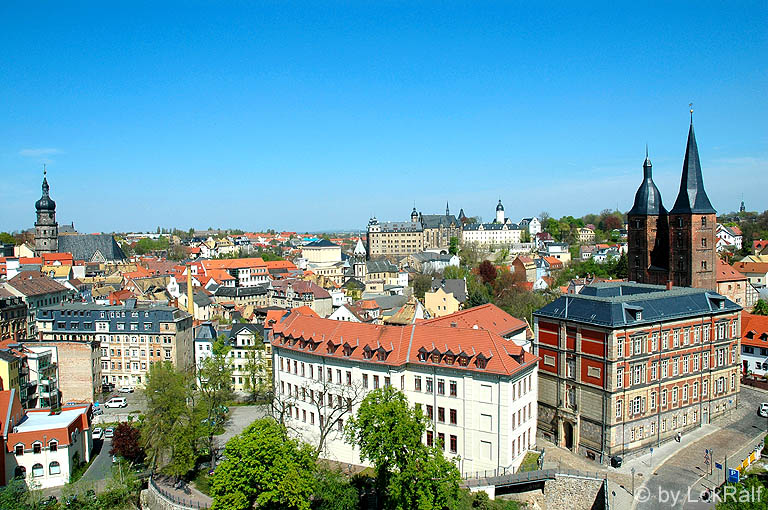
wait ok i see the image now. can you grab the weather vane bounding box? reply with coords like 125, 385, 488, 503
43, 163, 46, 177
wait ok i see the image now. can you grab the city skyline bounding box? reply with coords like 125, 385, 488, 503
1, 2, 766, 232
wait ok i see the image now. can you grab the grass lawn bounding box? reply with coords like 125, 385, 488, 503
193, 469, 212, 495
518, 451, 541, 472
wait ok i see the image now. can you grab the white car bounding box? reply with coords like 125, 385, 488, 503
118, 386, 134, 393
92, 428, 103, 440
104, 397, 127, 408
758, 403, 768, 417
104, 427, 114, 439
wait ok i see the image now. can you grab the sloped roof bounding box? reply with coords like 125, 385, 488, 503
535, 282, 740, 327
6, 272, 68, 297
733, 261, 768, 275
272, 311, 538, 377
670, 121, 716, 215
430, 278, 467, 303
628, 155, 666, 216
742, 313, 768, 348
716, 259, 747, 283
57, 234, 126, 262
422, 303, 527, 337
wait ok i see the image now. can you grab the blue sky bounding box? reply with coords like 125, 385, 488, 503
1, 2, 766, 233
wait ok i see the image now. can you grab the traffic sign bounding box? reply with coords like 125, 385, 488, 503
715, 462, 723, 470
728, 468, 740, 483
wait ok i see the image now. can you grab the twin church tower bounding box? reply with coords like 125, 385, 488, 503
627, 115, 717, 290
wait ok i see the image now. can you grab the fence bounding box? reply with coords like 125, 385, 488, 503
462, 467, 606, 488
149, 476, 211, 510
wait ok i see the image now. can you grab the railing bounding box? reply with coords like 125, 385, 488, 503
149, 476, 211, 510
462, 467, 606, 488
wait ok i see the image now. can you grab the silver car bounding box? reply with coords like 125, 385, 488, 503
758, 403, 768, 417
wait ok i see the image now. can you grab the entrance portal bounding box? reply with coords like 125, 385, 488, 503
564, 421, 574, 450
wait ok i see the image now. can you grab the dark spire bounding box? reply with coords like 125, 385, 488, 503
669, 115, 716, 215
35, 165, 56, 212
496, 199, 504, 212
628, 147, 665, 216
446, 201, 450, 216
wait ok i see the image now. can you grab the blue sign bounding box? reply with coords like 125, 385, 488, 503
728, 469, 740, 483
715, 463, 722, 470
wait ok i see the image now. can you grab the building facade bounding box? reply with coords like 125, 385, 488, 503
628, 119, 717, 290
741, 313, 768, 376
534, 282, 741, 462
0, 295, 26, 343
271, 311, 539, 476
35, 302, 194, 390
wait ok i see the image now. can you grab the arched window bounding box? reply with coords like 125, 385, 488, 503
32, 463, 44, 477
49, 440, 58, 452
14, 466, 26, 479
49, 461, 61, 475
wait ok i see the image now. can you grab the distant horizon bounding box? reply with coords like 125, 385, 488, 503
1, 3, 765, 233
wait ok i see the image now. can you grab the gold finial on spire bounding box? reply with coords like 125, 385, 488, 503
689, 102, 694, 122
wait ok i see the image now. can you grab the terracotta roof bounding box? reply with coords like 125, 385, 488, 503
360, 300, 379, 310
202, 258, 267, 270
264, 309, 289, 328
742, 313, 768, 348
292, 306, 319, 318
41, 253, 74, 264
716, 259, 747, 283
6, 272, 68, 297
733, 261, 768, 274
264, 260, 297, 270
272, 310, 538, 377
18, 257, 42, 265
542, 256, 564, 267
420, 303, 527, 337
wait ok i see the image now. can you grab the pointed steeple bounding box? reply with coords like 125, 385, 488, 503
445, 201, 450, 217
670, 115, 716, 215
35, 165, 56, 212
628, 147, 665, 216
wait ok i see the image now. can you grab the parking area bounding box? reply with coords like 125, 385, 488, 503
93, 389, 147, 424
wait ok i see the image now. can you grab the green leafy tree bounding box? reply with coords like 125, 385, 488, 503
448, 237, 460, 255
0, 232, 16, 245
615, 253, 628, 279
197, 335, 234, 463
716, 475, 768, 509
313, 466, 359, 510
345, 386, 460, 510
442, 265, 468, 280
753, 299, 768, 316
141, 361, 198, 476
413, 274, 432, 299
211, 419, 316, 510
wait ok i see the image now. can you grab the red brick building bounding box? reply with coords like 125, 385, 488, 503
628, 118, 717, 290
534, 282, 741, 463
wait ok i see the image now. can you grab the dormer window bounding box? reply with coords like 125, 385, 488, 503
343, 344, 352, 357
49, 440, 58, 452
444, 354, 455, 365
376, 348, 388, 361
33, 442, 42, 454
363, 345, 373, 360
475, 354, 488, 370
458, 354, 469, 367
15, 444, 23, 456
417, 347, 428, 362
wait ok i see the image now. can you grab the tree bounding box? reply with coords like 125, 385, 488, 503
110, 422, 144, 464
197, 335, 234, 463
477, 260, 497, 285
345, 386, 460, 510
0, 232, 16, 245
210, 419, 316, 510
448, 237, 460, 255
413, 274, 432, 299
141, 361, 199, 476
442, 265, 468, 280
753, 299, 768, 316
615, 254, 628, 279
312, 466, 359, 510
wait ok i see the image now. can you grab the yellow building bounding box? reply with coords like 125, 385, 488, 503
0, 351, 21, 393
424, 278, 467, 318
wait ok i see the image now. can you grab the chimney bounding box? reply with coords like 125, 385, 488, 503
666, 281, 673, 291
186, 264, 195, 316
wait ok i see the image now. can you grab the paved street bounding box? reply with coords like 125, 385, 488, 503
629, 386, 767, 510
93, 390, 147, 425
81, 437, 113, 485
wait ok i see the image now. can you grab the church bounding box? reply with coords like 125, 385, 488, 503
33, 172, 126, 262
627, 115, 717, 290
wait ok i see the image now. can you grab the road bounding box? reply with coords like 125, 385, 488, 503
636, 386, 767, 510
93, 390, 146, 424
81, 436, 113, 485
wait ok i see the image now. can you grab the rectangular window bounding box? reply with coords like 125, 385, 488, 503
437, 379, 445, 395
683, 384, 688, 401
662, 330, 669, 349
414, 376, 421, 391
616, 399, 622, 418
617, 337, 624, 358
650, 392, 656, 410
449, 380, 457, 397
662, 359, 668, 378
703, 352, 709, 369
661, 389, 667, 407
438, 407, 445, 423
450, 408, 457, 425
362, 374, 368, 389
426, 405, 434, 420
426, 378, 433, 394
617, 367, 624, 389
373, 375, 379, 389
683, 355, 689, 374
450, 435, 457, 454
426, 430, 433, 446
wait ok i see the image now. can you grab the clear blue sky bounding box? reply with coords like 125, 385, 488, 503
1, 2, 766, 233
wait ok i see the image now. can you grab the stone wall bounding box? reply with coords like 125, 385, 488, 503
500, 475, 605, 510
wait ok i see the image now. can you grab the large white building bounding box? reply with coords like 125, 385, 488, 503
461, 200, 524, 247
271, 310, 539, 476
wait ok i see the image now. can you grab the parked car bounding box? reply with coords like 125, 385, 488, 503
104, 427, 114, 439
118, 386, 135, 393
104, 397, 127, 408
93, 406, 103, 416
92, 427, 103, 440
758, 403, 768, 417
101, 383, 115, 393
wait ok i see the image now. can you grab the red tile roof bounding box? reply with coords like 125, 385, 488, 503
542, 256, 564, 268
754, 240, 768, 252
716, 259, 747, 283
733, 261, 768, 274
421, 303, 527, 337
6, 271, 68, 297
272, 311, 538, 377
742, 313, 768, 349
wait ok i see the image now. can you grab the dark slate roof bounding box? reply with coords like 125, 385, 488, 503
628, 155, 666, 216
304, 239, 339, 248
229, 322, 266, 343
420, 214, 459, 229
58, 234, 127, 262
534, 282, 740, 328
377, 221, 423, 232
366, 259, 398, 273
430, 278, 467, 303
195, 322, 217, 342
342, 278, 365, 290
214, 285, 269, 298
670, 122, 716, 215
